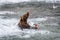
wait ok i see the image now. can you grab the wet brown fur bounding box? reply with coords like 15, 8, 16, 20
18, 12, 30, 29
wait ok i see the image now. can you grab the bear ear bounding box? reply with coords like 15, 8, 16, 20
27, 12, 29, 14
27, 12, 29, 15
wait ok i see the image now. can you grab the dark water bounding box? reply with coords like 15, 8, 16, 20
0, 7, 60, 40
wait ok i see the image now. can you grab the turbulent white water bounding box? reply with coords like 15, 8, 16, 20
0, 16, 52, 38
0, 11, 16, 14
0, 11, 60, 40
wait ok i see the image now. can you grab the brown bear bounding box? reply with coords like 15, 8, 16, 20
18, 12, 30, 29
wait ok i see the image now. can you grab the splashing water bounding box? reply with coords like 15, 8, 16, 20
0, 11, 60, 40
0, 17, 51, 38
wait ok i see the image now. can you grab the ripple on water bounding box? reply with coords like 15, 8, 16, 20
0, 16, 60, 40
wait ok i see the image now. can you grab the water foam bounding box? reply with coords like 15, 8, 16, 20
0, 17, 52, 38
